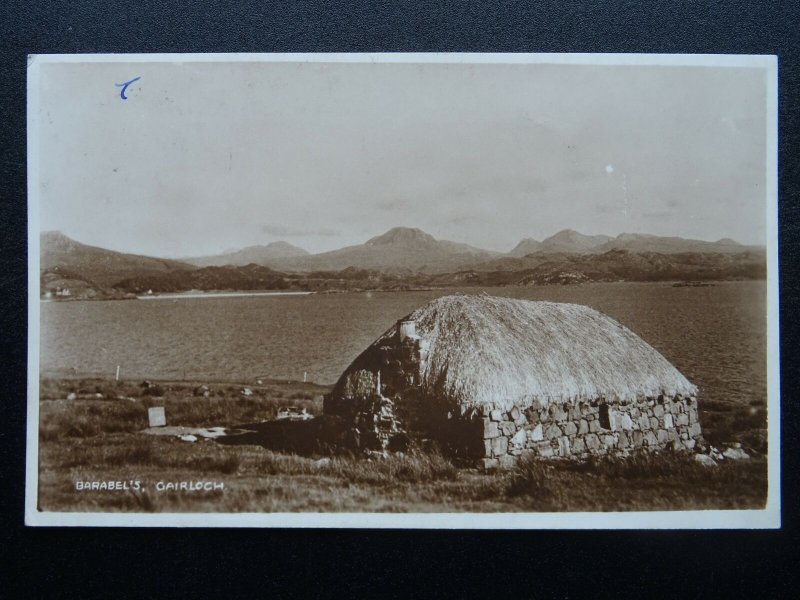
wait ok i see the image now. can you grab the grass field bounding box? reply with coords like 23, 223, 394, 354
35, 378, 768, 513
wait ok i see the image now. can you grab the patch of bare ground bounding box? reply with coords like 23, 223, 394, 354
36, 377, 767, 513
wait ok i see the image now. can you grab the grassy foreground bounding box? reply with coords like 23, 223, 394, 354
36, 378, 768, 513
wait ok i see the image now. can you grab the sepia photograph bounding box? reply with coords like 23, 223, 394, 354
26, 53, 779, 527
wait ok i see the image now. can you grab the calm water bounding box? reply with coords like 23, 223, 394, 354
41, 282, 767, 406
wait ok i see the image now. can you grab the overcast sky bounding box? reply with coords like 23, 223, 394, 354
36, 59, 768, 257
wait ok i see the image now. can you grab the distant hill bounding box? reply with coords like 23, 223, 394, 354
510, 229, 763, 257
539, 229, 613, 253
271, 227, 500, 273
509, 238, 542, 257
592, 233, 761, 254
436, 248, 767, 287
184, 241, 310, 267
41, 231, 192, 288
510, 230, 615, 255
112, 263, 291, 294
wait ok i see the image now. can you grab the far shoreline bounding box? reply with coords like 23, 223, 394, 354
39, 278, 765, 303
136, 290, 315, 300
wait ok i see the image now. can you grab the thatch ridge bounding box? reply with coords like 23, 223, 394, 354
336, 294, 696, 410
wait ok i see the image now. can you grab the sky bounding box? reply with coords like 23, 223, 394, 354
35, 59, 769, 257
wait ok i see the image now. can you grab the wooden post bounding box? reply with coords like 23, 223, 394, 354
115, 365, 120, 381
303, 371, 307, 383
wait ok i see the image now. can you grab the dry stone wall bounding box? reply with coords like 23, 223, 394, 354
455, 395, 704, 469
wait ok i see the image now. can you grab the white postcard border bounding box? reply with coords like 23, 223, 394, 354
25, 52, 780, 528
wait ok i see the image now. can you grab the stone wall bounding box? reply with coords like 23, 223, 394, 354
448, 395, 704, 469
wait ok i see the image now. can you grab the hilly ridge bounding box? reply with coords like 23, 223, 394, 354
269, 227, 501, 273
184, 241, 310, 267
41, 231, 191, 288
510, 229, 760, 257
40, 227, 767, 299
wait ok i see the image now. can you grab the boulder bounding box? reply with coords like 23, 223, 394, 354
616, 413, 634, 431
499, 421, 516, 436
510, 429, 526, 447
529, 424, 544, 442
481, 418, 500, 439
723, 447, 751, 460
549, 404, 567, 422
491, 436, 508, 456
632, 430, 644, 447
617, 430, 629, 448
695, 454, 718, 468
545, 424, 563, 440
536, 443, 555, 458
524, 408, 540, 425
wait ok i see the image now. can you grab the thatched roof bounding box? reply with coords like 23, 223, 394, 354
335, 294, 696, 410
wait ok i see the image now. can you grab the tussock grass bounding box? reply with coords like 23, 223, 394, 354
39, 378, 325, 435
503, 451, 767, 511
37, 377, 768, 513
327, 451, 458, 486
53, 437, 243, 474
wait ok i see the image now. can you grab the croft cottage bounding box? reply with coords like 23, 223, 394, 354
324, 294, 703, 467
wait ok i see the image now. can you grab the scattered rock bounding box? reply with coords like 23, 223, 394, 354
178, 434, 198, 443
314, 457, 331, 468
241, 387, 253, 397
66, 392, 77, 401
723, 447, 750, 460
193, 385, 211, 397
694, 454, 718, 468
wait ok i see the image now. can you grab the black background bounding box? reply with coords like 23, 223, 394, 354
1, 1, 798, 597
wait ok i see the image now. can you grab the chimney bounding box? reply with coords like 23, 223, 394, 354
397, 319, 416, 342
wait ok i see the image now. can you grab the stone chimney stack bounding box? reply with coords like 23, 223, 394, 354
397, 319, 417, 342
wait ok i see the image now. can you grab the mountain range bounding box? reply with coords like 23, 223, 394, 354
39, 227, 766, 298
165, 226, 760, 272
508, 229, 756, 257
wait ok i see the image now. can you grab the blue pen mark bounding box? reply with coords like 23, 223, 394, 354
114, 76, 141, 100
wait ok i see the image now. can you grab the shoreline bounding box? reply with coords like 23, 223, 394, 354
39, 278, 764, 303
136, 290, 315, 300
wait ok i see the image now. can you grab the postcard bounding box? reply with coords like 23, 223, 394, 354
26, 53, 779, 527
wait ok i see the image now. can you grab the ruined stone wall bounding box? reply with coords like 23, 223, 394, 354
450, 396, 704, 469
